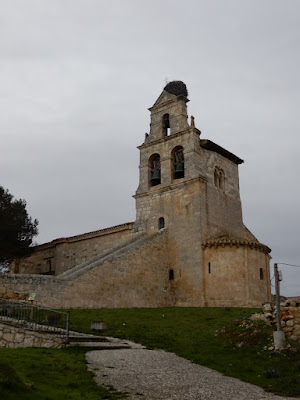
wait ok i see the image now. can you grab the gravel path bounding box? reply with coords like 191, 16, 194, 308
86, 348, 298, 400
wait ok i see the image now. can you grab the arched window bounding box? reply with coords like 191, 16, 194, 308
214, 169, 218, 187
214, 167, 225, 190
172, 146, 184, 179
162, 113, 170, 136
159, 217, 165, 230
219, 169, 225, 190
149, 153, 161, 187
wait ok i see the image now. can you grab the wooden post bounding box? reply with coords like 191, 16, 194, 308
273, 263, 285, 349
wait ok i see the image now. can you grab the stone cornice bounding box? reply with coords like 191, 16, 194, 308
148, 94, 189, 112
202, 236, 271, 254
133, 176, 207, 199
137, 128, 200, 150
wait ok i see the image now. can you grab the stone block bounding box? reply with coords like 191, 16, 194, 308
282, 326, 293, 332
264, 312, 273, 319
42, 341, 53, 348
263, 303, 272, 312
91, 321, 107, 331
15, 333, 24, 343
293, 327, 300, 335
3, 333, 14, 342
24, 337, 34, 347
273, 331, 286, 350
282, 314, 294, 321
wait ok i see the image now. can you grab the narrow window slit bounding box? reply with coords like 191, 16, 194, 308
259, 268, 263, 280
159, 217, 165, 230
162, 113, 170, 136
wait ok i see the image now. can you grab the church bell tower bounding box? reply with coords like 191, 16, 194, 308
134, 81, 206, 305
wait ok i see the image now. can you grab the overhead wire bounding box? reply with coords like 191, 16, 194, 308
276, 263, 300, 268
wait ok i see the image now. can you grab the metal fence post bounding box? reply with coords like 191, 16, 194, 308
66, 310, 70, 342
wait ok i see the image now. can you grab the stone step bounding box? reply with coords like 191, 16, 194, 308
68, 335, 109, 343
67, 342, 131, 350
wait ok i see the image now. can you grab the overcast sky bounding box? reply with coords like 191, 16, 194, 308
1, 0, 299, 296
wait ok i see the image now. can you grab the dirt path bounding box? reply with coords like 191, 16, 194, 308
87, 348, 298, 400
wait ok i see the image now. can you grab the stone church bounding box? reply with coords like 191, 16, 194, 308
3, 81, 271, 308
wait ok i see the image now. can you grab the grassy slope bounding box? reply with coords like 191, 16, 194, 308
1, 307, 299, 398
0, 347, 126, 400
69, 307, 300, 397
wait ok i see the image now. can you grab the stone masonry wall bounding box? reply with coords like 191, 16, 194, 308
0, 322, 64, 348
147, 91, 189, 143
0, 230, 173, 308
204, 150, 244, 239
203, 246, 271, 307
136, 178, 204, 307
263, 298, 300, 341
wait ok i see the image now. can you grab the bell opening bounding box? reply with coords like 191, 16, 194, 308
149, 153, 161, 187
172, 146, 184, 180
162, 113, 170, 136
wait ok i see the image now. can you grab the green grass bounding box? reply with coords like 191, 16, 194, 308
69, 307, 300, 397
0, 347, 126, 400
1, 307, 299, 398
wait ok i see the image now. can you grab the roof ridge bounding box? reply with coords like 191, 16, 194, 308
35, 221, 135, 248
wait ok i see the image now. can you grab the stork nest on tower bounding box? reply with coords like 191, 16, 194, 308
164, 81, 188, 97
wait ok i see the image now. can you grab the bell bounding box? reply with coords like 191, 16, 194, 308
174, 162, 184, 179
151, 169, 161, 185
174, 162, 184, 173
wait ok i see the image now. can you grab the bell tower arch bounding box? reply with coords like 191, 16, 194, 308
146, 80, 190, 142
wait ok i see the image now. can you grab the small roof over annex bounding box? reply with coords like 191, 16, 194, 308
200, 139, 244, 165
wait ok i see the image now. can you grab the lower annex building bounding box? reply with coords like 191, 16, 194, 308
5, 81, 272, 308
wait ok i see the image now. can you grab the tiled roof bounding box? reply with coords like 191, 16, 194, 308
200, 139, 244, 165
35, 222, 135, 249
202, 230, 271, 254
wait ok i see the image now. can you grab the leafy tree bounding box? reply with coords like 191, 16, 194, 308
0, 186, 38, 268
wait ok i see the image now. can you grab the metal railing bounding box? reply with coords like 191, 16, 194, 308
0, 298, 70, 341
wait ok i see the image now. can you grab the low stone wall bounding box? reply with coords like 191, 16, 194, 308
263, 298, 300, 341
0, 274, 65, 303
0, 322, 64, 348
